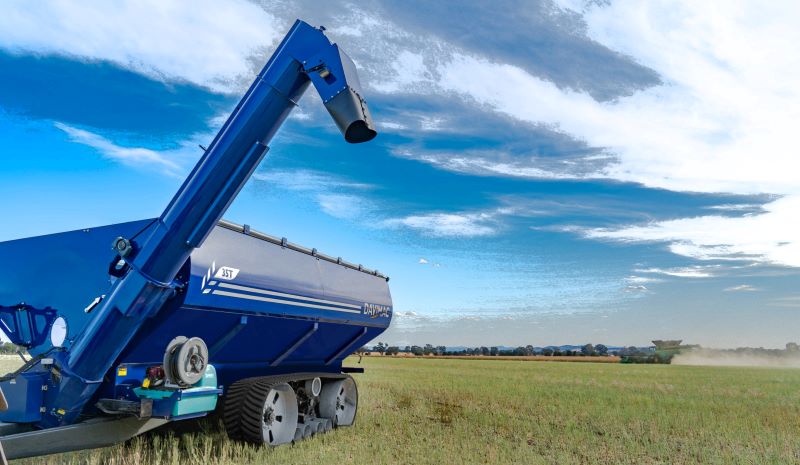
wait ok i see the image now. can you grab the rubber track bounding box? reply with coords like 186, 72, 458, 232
239, 379, 275, 444
222, 377, 258, 441
223, 372, 350, 444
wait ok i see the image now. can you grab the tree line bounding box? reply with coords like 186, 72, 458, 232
362, 342, 615, 357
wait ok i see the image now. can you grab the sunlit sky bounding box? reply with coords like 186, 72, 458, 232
0, 1, 798, 348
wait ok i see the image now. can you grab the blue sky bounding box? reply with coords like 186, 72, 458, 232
1, 1, 798, 348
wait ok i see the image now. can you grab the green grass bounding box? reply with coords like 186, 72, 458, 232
5, 356, 800, 464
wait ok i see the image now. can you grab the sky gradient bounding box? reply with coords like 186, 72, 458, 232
0, 0, 798, 348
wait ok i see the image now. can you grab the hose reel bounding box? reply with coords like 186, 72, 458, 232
163, 336, 208, 386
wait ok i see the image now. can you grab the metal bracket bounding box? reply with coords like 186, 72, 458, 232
0, 304, 58, 348
325, 327, 368, 365
208, 316, 248, 357
271, 322, 319, 367
120, 257, 185, 290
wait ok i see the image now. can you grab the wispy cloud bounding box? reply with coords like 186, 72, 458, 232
624, 284, 648, 293
252, 169, 373, 192
391, 147, 603, 180
769, 296, 800, 308
316, 193, 373, 220
724, 284, 760, 292
0, 0, 280, 93
385, 211, 499, 238
580, 195, 800, 267
708, 204, 764, 213
625, 275, 662, 284
634, 266, 720, 279
55, 122, 187, 176
252, 169, 377, 221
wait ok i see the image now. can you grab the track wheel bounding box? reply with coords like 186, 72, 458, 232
225, 380, 298, 445
319, 377, 358, 427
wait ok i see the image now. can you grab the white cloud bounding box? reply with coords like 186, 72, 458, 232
379, 121, 407, 131
724, 284, 760, 292
625, 275, 662, 284
708, 204, 763, 212
634, 266, 720, 279
392, 147, 590, 180
252, 169, 373, 192
584, 195, 800, 267
386, 211, 498, 237
332, 4, 800, 267
371, 50, 430, 94
0, 0, 281, 93
55, 122, 188, 176
418, 258, 429, 264
252, 169, 378, 221
624, 284, 648, 293
316, 193, 373, 220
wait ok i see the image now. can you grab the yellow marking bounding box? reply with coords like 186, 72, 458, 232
57, 408, 65, 415
118, 367, 128, 377
142, 378, 151, 389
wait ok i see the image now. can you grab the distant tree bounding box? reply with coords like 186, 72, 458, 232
437, 346, 447, 356
564, 350, 574, 356
595, 344, 608, 356
542, 348, 554, 356
525, 345, 534, 356
410, 345, 424, 356
403, 345, 411, 353
553, 349, 562, 356
480, 346, 489, 356
490, 346, 499, 356
386, 346, 400, 356
356, 346, 369, 354
619, 346, 641, 357
423, 344, 435, 355
375, 342, 387, 354
581, 344, 595, 356
787, 342, 800, 352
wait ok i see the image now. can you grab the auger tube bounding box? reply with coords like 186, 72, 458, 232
41, 20, 377, 428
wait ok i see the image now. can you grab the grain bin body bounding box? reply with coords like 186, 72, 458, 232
0, 218, 391, 405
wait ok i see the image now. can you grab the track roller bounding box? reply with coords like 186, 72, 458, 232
319, 377, 358, 427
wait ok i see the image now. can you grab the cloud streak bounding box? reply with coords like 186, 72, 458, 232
55, 122, 187, 176
582, 195, 800, 267
385, 211, 499, 238
724, 284, 760, 292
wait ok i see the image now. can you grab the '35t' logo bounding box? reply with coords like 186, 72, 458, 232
214, 266, 240, 281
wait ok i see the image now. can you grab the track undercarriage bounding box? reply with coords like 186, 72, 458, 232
223, 374, 358, 445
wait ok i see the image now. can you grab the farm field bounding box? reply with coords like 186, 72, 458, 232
3, 356, 800, 464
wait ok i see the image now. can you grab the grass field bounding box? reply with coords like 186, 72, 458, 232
4, 356, 800, 464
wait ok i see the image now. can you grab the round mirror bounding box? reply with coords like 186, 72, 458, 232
50, 317, 68, 347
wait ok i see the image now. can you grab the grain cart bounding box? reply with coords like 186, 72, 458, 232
0, 19, 392, 461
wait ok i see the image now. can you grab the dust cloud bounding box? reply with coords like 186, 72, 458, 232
672, 348, 800, 368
